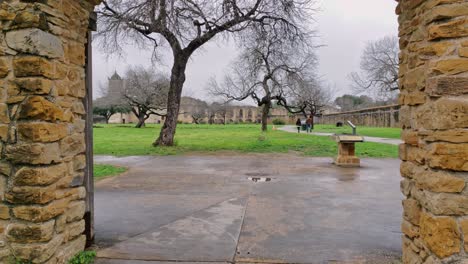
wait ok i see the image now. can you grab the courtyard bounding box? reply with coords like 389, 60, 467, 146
91, 124, 404, 263
93, 154, 403, 264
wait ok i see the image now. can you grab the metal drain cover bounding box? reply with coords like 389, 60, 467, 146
248, 177, 272, 182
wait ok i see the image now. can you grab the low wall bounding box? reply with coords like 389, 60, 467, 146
316, 105, 400, 128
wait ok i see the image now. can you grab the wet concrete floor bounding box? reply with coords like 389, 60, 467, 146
94, 154, 403, 264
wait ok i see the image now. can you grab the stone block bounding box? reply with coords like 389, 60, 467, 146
6, 220, 55, 243
55, 186, 85, 201
0, 205, 9, 220
65, 41, 85, 66
402, 130, 419, 146
416, 97, 468, 130
6, 28, 64, 58
420, 212, 460, 258
432, 59, 468, 75
401, 179, 414, 196
5, 143, 60, 165
71, 101, 85, 115
16, 78, 52, 94
69, 82, 86, 98
413, 170, 465, 193
417, 41, 454, 57
65, 201, 85, 223
461, 219, 468, 252
0, 58, 9, 78
6, 185, 56, 205
0, 104, 9, 123
422, 129, 468, 143
19, 96, 65, 121
63, 220, 85, 242
427, 76, 468, 96
0, 162, 11, 177
402, 236, 423, 264
427, 143, 468, 171
403, 198, 422, 226
13, 56, 55, 79
12, 10, 48, 30
460, 47, 468, 58
13, 163, 67, 186
429, 18, 468, 40
60, 133, 85, 157
13, 198, 68, 223
417, 190, 468, 215
54, 235, 86, 264
424, 2, 468, 24
11, 234, 63, 263
0, 124, 8, 142
402, 219, 419, 238
18, 122, 68, 142
72, 155, 86, 171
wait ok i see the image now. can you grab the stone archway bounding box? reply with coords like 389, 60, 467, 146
0, 0, 467, 263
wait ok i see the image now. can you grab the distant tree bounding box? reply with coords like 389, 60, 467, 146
209, 29, 315, 132
293, 78, 333, 118
189, 100, 208, 124
123, 67, 169, 128
207, 102, 230, 125
349, 35, 399, 99
334, 94, 374, 111
97, 0, 317, 146
93, 104, 130, 124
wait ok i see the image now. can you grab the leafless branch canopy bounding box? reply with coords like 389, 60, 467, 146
349, 35, 399, 99
291, 77, 333, 117
209, 28, 317, 115
97, 0, 317, 60
123, 66, 169, 126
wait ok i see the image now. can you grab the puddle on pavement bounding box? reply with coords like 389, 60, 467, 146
247, 177, 272, 183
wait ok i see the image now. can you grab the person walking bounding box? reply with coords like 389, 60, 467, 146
306, 115, 313, 133
296, 118, 302, 133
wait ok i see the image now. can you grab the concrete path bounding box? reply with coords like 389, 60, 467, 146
278, 126, 403, 145
94, 154, 403, 264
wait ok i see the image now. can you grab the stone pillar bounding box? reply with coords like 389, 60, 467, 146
0, 0, 99, 262
398, 1, 468, 263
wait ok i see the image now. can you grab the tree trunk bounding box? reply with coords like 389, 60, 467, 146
135, 116, 146, 128
154, 55, 188, 146
261, 102, 270, 132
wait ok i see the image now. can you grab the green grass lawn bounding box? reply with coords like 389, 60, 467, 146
93, 124, 398, 158
94, 164, 127, 180
313, 124, 401, 139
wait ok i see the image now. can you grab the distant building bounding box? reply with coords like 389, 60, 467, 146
94, 72, 292, 124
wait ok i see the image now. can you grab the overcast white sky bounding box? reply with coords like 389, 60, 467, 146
92, 0, 398, 101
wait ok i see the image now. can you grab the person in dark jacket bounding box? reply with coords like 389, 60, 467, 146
306, 116, 313, 133
296, 118, 302, 133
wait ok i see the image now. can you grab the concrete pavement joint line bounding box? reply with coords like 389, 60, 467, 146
97, 196, 239, 254
97, 197, 246, 261
231, 194, 251, 262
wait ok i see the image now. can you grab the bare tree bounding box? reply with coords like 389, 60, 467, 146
93, 104, 131, 124
207, 102, 230, 124
349, 35, 399, 99
293, 78, 333, 118
97, 0, 316, 145
210, 30, 315, 131
123, 67, 169, 128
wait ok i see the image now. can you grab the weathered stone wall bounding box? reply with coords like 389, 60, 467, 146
316, 104, 401, 128
0, 0, 97, 262
397, 0, 468, 263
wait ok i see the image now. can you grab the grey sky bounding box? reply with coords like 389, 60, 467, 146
92, 0, 398, 101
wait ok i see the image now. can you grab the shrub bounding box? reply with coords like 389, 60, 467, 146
272, 119, 286, 125
68, 251, 96, 264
